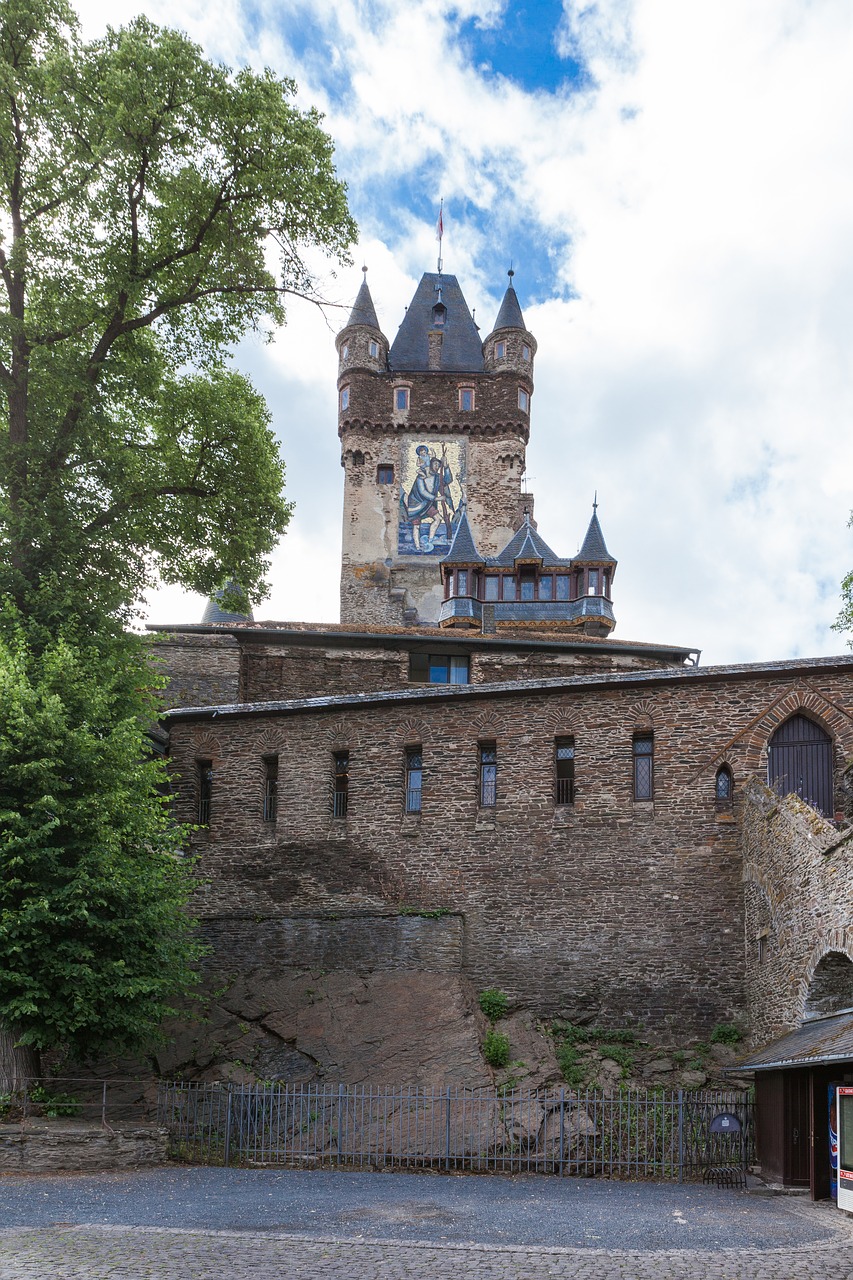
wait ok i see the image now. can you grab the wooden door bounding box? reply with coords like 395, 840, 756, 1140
785, 1071, 811, 1186
768, 714, 833, 816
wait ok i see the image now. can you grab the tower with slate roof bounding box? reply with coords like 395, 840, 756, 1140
336, 267, 536, 626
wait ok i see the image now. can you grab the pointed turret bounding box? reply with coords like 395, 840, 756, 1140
439, 507, 485, 629
442, 507, 485, 566
572, 500, 617, 637
336, 266, 388, 397
389, 273, 483, 372
493, 281, 526, 332
201, 581, 254, 625
483, 268, 537, 379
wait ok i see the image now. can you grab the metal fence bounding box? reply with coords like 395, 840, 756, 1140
158, 1081, 753, 1180
1, 1077, 158, 1125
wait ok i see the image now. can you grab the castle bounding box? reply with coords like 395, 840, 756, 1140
155, 262, 853, 1195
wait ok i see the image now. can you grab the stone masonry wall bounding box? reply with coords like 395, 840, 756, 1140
742, 778, 853, 1046
167, 665, 853, 1039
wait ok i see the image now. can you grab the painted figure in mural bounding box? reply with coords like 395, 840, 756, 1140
405, 445, 456, 551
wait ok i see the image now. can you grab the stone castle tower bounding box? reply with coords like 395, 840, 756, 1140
336, 267, 536, 626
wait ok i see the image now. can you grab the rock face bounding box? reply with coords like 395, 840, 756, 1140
157, 970, 493, 1088
0, 1121, 168, 1172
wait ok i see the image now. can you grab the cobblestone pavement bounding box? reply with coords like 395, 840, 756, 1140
2, 1217, 853, 1280
3, 1213, 850, 1280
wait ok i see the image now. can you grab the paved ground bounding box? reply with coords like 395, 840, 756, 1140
1, 1167, 852, 1279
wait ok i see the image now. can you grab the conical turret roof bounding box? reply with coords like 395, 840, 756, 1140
577, 509, 615, 563
442, 508, 485, 565
489, 514, 570, 569
201, 581, 254, 625
492, 282, 526, 332
345, 274, 381, 330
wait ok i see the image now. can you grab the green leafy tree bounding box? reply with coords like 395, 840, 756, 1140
0, 0, 356, 1085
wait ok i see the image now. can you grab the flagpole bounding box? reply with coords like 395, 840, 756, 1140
436, 197, 443, 274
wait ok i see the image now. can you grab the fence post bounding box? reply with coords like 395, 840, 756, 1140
445, 1086, 451, 1170
337, 1083, 344, 1164
677, 1089, 684, 1184
223, 1087, 233, 1168
101, 1080, 108, 1127
558, 1089, 565, 1177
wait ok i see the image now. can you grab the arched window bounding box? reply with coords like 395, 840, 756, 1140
768, 714, 833, 816
715, 764, 733, 805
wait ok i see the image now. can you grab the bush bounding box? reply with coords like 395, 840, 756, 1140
598, 1043, 635, 1073
710, 1022, 743, 1046
478, 988, 509, 1023
28, 1085, 80, 1118
483, 1028, 511, 1068
557, 1042, 588, 1089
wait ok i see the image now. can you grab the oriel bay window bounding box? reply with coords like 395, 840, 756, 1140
262, 755, 278, 823
633, 734, 654, 801
332, 750, 349, 818
405, 747, 423, 814
555, 738, 575, 805
479, 743, 497, 808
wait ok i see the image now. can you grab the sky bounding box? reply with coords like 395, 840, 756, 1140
75, 0, 853, 665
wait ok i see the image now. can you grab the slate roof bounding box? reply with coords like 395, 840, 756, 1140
492, 283, 526, 332
344, 275, 381, 331
577, 510, 615, 563
201, 583, 254, 625
442, 509, 485, 565
488, 516, 570, 569
733, 1011, 853, 1072
389, 273, 484, 372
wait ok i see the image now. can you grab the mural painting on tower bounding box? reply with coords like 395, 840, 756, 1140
398, 439, 466, 555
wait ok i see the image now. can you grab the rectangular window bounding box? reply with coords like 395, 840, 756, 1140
538, 574, 553, 601
376, 464, 394, 484
555, 737, 575, 805
588, 569, 600, 595
332, 750, 349, 818
518, 388, 530, 412
339, 386, 349, 411
369, 339, 379, 358
456, 569, 469, 596
459, 387, 474, 411
520, 572, 535, 601
394, 386, 409, 411
633, 735, 654, 801
495, 340, 506, 359
479, 743, 497, 808
341, 343, 349, 360
502, 576, 516, 601
555, 574, 570, 601
262, 755, 278, 823
197, 759, 213, 825
484, 575, 500, 601
522, 344, 531, 361
409, 653, 470, 685
405, 747, 423, 814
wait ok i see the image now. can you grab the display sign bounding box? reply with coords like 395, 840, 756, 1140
837, 1086, 853, 1212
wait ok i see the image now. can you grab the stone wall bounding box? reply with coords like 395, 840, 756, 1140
742, 777, 853, 1046
0, 1122, 168, 1171
155, 632, 242, 709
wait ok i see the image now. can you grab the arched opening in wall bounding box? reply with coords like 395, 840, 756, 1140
767, 714, 833, 816
804, 952, 853, 1020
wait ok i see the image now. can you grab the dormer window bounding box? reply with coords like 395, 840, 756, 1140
369, 339, 379, 358
394, 386, 410, 411
339, 386, 350, 411
495, 340, 506, 359
459, 387, 474, 412
518, 388, 530, 413
432, 303, 446, 326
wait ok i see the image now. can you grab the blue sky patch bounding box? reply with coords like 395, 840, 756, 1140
457, 0, 588, 95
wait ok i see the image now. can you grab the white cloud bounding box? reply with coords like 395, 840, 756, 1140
74, 0, 853, 663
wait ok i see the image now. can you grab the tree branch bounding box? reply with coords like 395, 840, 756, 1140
83, 483, 214, 535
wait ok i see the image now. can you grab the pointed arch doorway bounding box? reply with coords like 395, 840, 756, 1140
767, 714, 833, 817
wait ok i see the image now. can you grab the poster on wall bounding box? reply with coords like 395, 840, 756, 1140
398, 439, 466, 556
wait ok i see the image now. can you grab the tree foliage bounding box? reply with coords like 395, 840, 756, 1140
0, 0, 356, 1078
0, 615, 202, 1079
0, 0, 356, 621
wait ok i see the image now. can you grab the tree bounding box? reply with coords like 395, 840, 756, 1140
0, 0, 356, 623
0, 0, 357, 1085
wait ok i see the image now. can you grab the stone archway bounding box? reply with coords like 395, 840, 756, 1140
803, 951, 853, 1020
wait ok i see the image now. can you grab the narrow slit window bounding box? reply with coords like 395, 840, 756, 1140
263, 755, 278, 823
479, 743, 497, 808
555, 737, 575, 806
633, 735, 654, 801
332, 750, 349, 818
715, 765, 733, 805
197, 759, 213, 825
405, 747, 423, 814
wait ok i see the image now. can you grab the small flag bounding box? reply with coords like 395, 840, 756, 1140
435, 200, 444, 241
